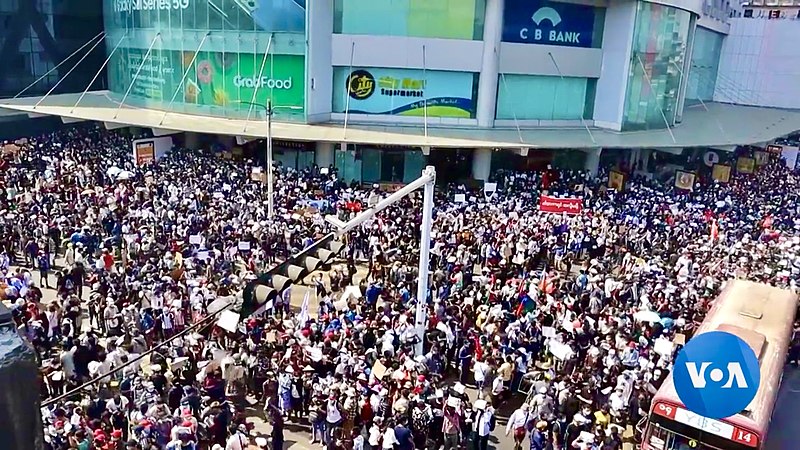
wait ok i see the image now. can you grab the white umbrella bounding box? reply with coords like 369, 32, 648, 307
633, 310, 661, 323
106, 166, 121, 177
117, 170, 135, 180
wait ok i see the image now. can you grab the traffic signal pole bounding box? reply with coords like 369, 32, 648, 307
326, 166, 436, 355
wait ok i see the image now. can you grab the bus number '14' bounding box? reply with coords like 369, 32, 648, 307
735, 430, 753, 444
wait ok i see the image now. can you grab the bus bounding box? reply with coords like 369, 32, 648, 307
641, 279, 798, 450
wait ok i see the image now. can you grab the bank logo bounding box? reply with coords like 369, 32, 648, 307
347, 70, 375, 100
531, 7, 561, 26
520, 6, 581, 44
673, 331, 761, 419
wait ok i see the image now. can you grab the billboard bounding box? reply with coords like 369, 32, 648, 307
502, 0, 600, 48
108, 50, 304, 112
333, 67, 476, 118
105, 0, 306, 33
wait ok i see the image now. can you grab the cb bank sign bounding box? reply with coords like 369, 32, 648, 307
502, 0, 600, 48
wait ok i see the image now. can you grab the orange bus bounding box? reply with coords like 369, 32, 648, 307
641, 280, 798, 450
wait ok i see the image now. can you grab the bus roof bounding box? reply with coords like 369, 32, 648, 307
653, 279, 798, 433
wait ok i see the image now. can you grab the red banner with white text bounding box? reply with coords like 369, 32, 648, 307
538, 195, 583, 214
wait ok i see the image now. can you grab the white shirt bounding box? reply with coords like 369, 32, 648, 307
326, 400, 342, 423
473, 360, 490, 382
381, 428, 398, 449
225, 431, 248, 450
505, 408, 531, 434
472, 408, 494, 436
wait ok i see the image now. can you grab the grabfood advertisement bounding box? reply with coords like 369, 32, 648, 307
108, 49, 304, 111
333, 67, 476, 118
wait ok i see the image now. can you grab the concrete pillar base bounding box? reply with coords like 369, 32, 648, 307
315, 142, 335, 168
472, 148, 492, 181
585, 148, 602, 178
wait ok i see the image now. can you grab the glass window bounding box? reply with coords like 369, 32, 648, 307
686, 27, 724, 104
334, 0, 486, 40
496, 74, 595, 121
622, 2, 692, 131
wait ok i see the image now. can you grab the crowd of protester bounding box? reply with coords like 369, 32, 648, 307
1, 125, 798, 450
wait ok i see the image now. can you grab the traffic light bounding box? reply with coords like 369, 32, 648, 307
242, 233, 345, 316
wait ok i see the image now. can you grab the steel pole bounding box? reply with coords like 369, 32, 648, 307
414, 166, 436, 355
266, 100, 274, 220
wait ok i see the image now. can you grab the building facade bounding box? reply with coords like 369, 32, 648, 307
4, 0, 799, 183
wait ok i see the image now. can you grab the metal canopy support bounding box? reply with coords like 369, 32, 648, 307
15, 31, 105, 99
242, 33, 274, 133
114, 33, 161, 120
548, 51, 596, 145
342, 41, 356, 141
422, 44, 428, 139
34, 32, 107, 109
669, 61, 728, 139
71, 33, 128, 114
159, 32, 211, 126
499, 73, 525, 144
636, 55, 677, 144
325, 166, 436, 355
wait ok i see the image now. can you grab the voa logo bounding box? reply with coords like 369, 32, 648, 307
233, 76, 293, 90
519, 7, 582, 45
673, 331, 761, 419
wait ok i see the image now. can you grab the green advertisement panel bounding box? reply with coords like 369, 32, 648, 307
333, 67, 477, 118
334, 0, 485, 40
108, 49, 305, 114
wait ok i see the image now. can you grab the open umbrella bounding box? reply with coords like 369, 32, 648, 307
117, 170, 135, 180
633, 310, 661, 323
106, 166, 121, 177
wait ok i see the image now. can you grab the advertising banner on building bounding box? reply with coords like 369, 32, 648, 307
502, 0, 599, 48
333, 67, 476, 118
538, 195, 582, 214
105, 0, 306, 33
109, 50, 304, 112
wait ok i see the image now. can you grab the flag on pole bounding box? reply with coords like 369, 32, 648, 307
297, 289, 310, 326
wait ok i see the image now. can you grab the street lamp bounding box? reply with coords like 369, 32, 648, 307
239, 100, 302, 220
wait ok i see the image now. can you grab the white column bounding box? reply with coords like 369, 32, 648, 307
584, 148, 602, 177
475, 0, 504, 128
472, 148, 492, 181
415, 166, 436, 355
641, 149, 651, 173
184, 132, 200, 150
315, 141, 335, 168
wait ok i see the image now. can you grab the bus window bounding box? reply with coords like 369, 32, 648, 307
647, 425, 726, 450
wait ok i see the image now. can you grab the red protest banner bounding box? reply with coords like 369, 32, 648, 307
538, 195, 583, 214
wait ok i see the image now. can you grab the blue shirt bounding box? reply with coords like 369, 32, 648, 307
394, 425, 413, 450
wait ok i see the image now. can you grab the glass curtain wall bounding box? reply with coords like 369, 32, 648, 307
103, 0, 306, 121
686, 27, 723, 104
334, 0, 486, 40
622, 2, 692, 131
496, 74, 596, 121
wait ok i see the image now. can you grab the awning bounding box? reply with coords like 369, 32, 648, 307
2, 91, 799, 149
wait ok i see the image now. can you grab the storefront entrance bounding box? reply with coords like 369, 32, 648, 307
427, 148, 474, 184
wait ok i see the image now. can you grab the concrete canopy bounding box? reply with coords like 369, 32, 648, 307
1, 91, 799, 149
